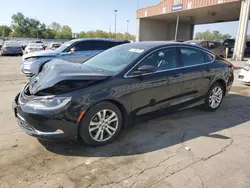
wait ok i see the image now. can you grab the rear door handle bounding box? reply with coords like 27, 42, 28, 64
205, 68, 212, 72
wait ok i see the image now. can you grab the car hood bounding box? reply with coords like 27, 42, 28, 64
23, 50, 58, 59
29, 59, 112, 95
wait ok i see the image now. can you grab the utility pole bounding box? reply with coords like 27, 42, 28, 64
174, 13, 180, 41
114, 10, 118, 34
127, 20, 129, 33
109, 25, 111, 33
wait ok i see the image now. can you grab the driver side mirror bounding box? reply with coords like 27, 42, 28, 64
131, 65, 156, 76
69, 47, 75, 54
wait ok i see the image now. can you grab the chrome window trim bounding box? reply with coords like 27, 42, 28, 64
124, 45, 215, 78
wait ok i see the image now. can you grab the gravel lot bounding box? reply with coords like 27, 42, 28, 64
1, 56, 250, 188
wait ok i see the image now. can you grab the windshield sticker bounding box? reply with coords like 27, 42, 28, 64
129, 48, 144, 53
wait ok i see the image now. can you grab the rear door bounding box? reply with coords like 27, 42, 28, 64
179, 47, 215, 101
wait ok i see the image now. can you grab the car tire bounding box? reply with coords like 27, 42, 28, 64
79, 101, 123, 146
203, 82, 224, 111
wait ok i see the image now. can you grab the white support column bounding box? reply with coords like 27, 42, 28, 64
233, 0, 250, 61
174, 14, 180, 41
136, 19, 140, 42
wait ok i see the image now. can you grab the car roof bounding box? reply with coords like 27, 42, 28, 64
70, 38, 130, 43
185, 40, 221, 44
114, 41, 200, 50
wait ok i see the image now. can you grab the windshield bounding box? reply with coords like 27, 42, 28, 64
83, 44, 145, 74
53, 40, 74, 52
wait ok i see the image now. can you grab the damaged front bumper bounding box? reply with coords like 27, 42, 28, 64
13, 93, 78, 141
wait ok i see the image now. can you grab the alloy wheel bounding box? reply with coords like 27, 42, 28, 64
88, 109, 119, 142
209, 86, 223, 109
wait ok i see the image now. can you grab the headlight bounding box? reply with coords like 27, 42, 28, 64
24, 96, 71, 111
244, 61, 250, 71
25, 57, 38, 62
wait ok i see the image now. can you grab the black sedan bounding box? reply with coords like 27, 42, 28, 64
13, 42, 234, 146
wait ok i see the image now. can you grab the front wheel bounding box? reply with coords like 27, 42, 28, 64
79, 102, 123, 146
203, 82, 224, 111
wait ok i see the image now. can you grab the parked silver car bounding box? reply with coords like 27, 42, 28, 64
24, 43, 44, 54
21, 38, 130, 77
1, 41, 23, 56
47, 42, 61, 50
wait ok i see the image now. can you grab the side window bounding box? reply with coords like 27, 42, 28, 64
203, 52, 214, 63
72, 42, 90, 51
106, 41, 127, 48
135, 47, 178, 72
93, 41, 110, 50
200, 42, 207, 49
180, 47, 205, 67
207, 42, 217, 50
71, 41, 109, 52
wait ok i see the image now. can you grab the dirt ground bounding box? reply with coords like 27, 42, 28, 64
1, 56, 250, 188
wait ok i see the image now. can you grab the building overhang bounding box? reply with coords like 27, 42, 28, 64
137, 1, 244, 25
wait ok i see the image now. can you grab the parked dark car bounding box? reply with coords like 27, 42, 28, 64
0, 38, 4, 49
222, 39, 250, 56
222, 39, 235, 55
13, 42, 234, 146
1, 41, 23, 56
245, 41, 250, 55
185, 40, 226, 57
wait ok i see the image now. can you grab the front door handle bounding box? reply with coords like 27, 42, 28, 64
205, 68, 212, 72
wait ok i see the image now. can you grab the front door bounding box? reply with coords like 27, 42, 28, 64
126, 47, 184, 116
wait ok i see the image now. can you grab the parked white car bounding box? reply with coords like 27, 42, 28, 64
238, 60, 250, 83
25, 43, 44, 54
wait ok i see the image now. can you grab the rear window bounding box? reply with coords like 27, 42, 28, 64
180, 47, 205, 67
203, 52, 214, 62
4, 41, 21, 47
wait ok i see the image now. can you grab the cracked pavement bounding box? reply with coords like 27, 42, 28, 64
1, 57, 250, 188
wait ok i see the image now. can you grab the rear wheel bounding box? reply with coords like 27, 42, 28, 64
203, 82, 224, 111
79, 102, 123, 146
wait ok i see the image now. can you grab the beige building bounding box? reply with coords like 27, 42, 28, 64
136, 0, 250, 60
